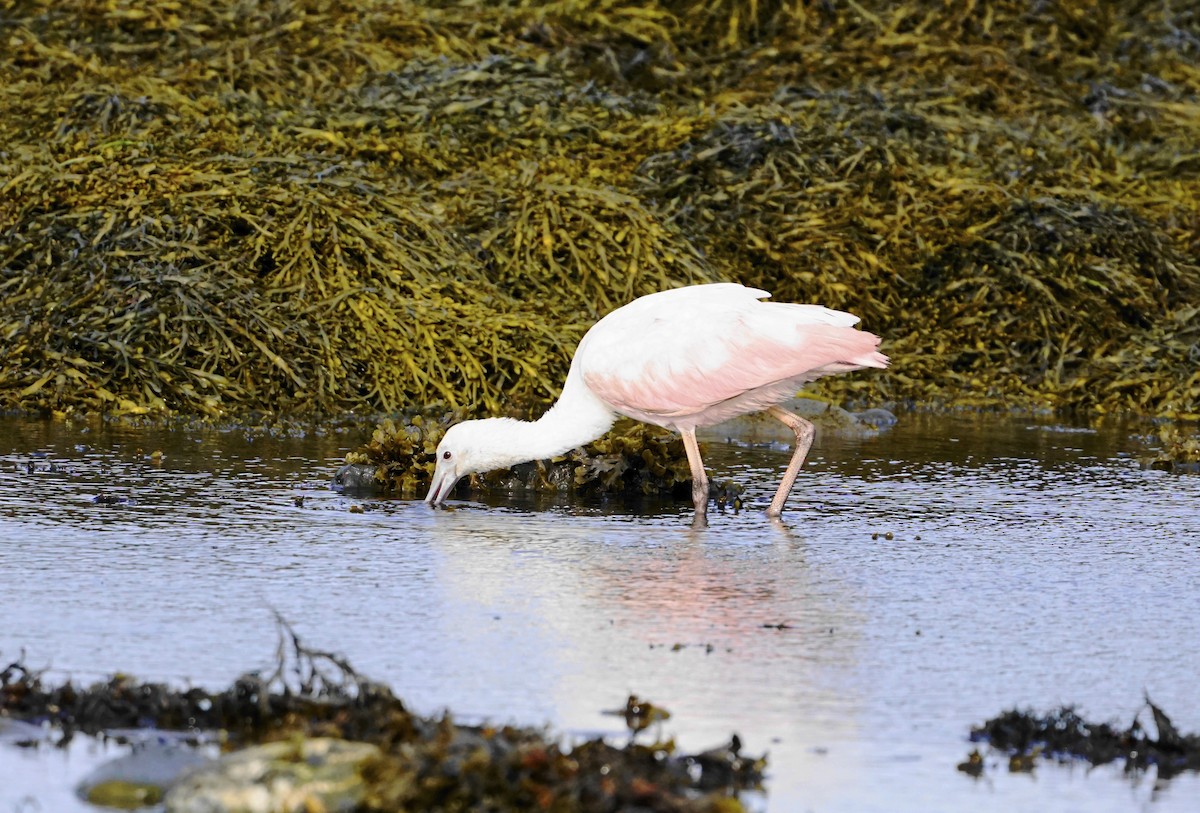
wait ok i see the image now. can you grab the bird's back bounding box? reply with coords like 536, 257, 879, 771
578, 284, 887, 429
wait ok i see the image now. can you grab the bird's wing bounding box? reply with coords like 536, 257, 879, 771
580, 285, 886, 418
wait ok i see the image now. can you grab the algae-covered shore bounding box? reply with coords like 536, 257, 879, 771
2, 0, 1197, 421
2, 619, 765, 812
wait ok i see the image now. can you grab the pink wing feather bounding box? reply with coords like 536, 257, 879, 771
578, 284, 887, 427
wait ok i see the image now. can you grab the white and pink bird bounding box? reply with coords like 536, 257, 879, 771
425, 283, 888, 523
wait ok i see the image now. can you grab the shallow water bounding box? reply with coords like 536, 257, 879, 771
1, 413, 1198, 812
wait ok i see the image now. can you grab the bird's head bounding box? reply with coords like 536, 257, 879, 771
425, 418, 523, 506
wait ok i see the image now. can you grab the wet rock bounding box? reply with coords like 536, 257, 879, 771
1026, 424, 1097, 434
1146, 459, 1200, 474
850, 407, 898, 428
163, 737, 380, 813
703, 397, 895, 441
84, 780, 165, 809
787, 398, 862, 428
331, 463, 380, 494
708, 479, 744, 510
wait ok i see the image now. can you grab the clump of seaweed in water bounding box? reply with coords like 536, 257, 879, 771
965, 697, 1200, 779
1143, 424, 1200, 472
1, 618, 765, 811
345, 414, 451, 498
569, 420, 695, 495
349, 415, 696, 499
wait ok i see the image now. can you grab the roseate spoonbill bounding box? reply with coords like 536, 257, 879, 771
425, 283, 889, 522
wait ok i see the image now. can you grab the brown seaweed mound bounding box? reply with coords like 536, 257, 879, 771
2, 0, 1198, 419
349, 414, 694, 499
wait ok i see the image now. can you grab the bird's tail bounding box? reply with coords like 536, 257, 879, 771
805, 327, 889, 376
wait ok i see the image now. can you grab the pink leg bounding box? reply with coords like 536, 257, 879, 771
766, 405, 815, 518
680, 428, 709, 526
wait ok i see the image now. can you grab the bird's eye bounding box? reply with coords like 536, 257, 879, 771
443, 451, 452, 460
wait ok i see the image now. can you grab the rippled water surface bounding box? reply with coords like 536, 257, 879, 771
2, 413, 1199, 812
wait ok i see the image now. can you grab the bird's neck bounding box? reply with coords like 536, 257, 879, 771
490, 365, 616, 467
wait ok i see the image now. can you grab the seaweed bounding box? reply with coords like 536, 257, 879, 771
1, 620, 765, 812
967, 697, 1200, 779
1143, 422, 1200, 472
2, 0, 1198, 420
351, 414, 695, 498
345, 413, 445, 497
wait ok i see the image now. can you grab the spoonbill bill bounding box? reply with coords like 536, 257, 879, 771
425, 283, 888, 522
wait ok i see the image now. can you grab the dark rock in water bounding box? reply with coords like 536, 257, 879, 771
331, 463, 380, 494
710, 398, 895, 442
850, 407, 898, 428
708, 479, 744, 510
1145, 459, 1200, 474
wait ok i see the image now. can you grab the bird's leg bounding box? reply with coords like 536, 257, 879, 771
765, 405, 816, 518
680, 428, 709, 526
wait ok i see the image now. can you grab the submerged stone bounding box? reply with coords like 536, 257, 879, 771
163, 737, 380, 813
850, 408, 899, 428
85, 781, 165, 809
78, 740, 213, 808
331, 463, 381, 495
701, 398, 896, 441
